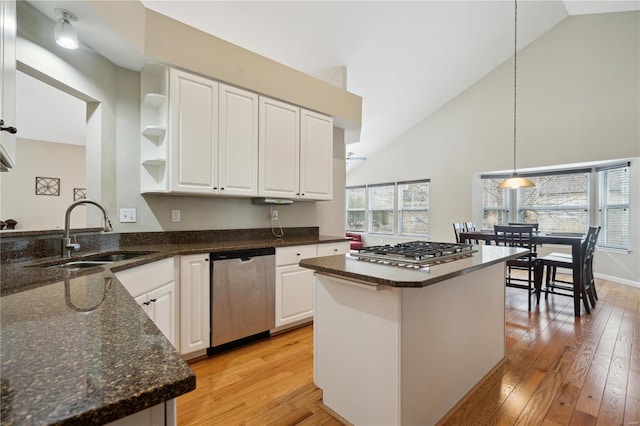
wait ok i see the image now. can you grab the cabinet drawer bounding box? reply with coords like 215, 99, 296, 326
115, 257, 175, 297
276, 245, 317, 267
317, 242, 350, 257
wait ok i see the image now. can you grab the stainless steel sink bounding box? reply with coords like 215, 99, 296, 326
83, 251, 157, 262
54, 260, 113, 269
28, 251, 159, 270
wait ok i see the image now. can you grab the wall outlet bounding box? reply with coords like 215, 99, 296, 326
171, 210, 181, 223
119, 208, 137, 223
271, 210, 278, 220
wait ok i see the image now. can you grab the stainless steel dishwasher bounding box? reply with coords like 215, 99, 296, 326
210, 247, 275, 349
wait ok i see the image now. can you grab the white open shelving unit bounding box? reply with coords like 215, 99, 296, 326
140, 63, 169, 193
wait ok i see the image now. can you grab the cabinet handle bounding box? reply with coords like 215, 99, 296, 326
149, 298, 157, 303
220, 187, 225, 191
213, 187, 218, 190
0, 119, 17, 134
143, 301, 150, 306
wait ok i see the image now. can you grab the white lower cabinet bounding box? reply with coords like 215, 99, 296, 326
105, 399, 176, 426
115, 258, 178, 348
274, 245, 317, 330
180, 254, 210, 359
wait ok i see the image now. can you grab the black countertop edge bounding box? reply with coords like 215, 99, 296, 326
54, 376, 196, 426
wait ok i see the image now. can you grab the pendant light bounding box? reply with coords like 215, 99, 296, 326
54, 8, 79, 50
497, 0, 535, 190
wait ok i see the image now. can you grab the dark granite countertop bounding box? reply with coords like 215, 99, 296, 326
299, 245, 528, 288
0, 231, 347, 425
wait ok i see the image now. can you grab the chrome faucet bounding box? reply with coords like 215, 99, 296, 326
62, 199, 113, 258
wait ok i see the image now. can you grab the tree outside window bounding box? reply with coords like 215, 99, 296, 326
368, 184, 394, 234
518, 173, 589, 233
346, 186, 366, 231
398, 180, 429, 235
482, 178, 509, 229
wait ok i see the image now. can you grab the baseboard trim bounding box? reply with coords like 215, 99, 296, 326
318, 398, 354, 426
594, 273, 639, 289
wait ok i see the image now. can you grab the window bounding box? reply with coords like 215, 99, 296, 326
398, 180, 430, 235
481, 161, 631, 250
598, 165, 629, 249
346, 186, 366, 231
346, 179, 430, 237
518, 172, 589, 233
368, 184, 395, 234
482, 177, 509, 230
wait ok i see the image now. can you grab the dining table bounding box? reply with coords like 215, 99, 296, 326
458, 230, 586, 316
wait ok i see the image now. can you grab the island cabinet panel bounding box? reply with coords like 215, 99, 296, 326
314, 263, 506, 425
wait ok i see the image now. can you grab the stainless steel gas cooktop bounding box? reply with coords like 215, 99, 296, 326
351, 241, 477, 268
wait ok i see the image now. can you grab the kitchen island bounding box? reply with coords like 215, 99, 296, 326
300, 245, 526, 425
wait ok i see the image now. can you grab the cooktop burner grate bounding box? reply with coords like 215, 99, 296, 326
352, 241, 477, 267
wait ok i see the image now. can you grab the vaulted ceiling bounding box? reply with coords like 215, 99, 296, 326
26, 1, 640, 171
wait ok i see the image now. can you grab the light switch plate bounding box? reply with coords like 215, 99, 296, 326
120, 208, 137, 223
171, 210, 181, 222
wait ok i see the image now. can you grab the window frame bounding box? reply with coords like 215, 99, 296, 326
368, 182, 396, 235
345, 185, 366, 232
480, 161, 631, 250
597, 164, 630, 250
346, 179, 430, 237
397, 179, 430, 236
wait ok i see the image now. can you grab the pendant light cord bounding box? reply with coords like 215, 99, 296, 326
513, 0, 518, 174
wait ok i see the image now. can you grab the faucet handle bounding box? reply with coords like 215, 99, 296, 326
64, 235, 81, 252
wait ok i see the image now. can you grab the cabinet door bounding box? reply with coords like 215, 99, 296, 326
0, 0, 17, 171
275, 264, 315, 328
219, 84, 258, 196
169, 69, 219, 193
147, 281, 177, 347
300, 109, 333, 200
258, 97, 300, 198
180, 255, 210, 355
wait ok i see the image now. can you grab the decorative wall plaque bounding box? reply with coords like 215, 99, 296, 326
73, 188, 87, 201
35, 177, 60, 196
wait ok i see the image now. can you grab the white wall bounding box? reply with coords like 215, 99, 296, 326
347, 12, 640, 284
0, 139, 86, 230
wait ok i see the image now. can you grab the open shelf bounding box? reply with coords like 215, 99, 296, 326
142, 125, 166, 142
142, 158, 167, 167
143, 93, 166, 108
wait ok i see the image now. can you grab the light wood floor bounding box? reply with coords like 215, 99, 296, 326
177, 277, 639, 425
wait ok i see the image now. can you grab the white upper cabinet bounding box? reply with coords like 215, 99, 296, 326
1, 0, 17, 171
258, 97, 300, 199
300, 109, 333, 200
169, 68, 219, 194
140, 65, 332, 200
259, 97, 333, 200
218, 84, 258, 196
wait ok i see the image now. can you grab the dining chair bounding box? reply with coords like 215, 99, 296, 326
463, 222, 479, 244
538, 226, 600, 313
494, 225, 538, 311
453, 223, 466, 243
